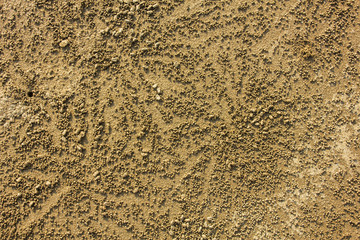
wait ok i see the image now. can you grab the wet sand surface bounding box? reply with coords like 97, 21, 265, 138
0, 0, 360, 239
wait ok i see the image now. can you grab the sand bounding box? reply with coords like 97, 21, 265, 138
0, 0, 360, 239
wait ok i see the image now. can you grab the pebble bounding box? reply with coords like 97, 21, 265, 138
29, 201, 35, 207
16, 177, 22, 183
182, 223, 189, 228
204, 221, 208, 228
155, 94, 161, 101
45, 181, 51, 187
59, 40, 69, 48
152, 84, 158, 89
93, 171, 100, 177
142, 147, 152, 153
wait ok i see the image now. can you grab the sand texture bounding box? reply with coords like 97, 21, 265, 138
1, 0, 360, 239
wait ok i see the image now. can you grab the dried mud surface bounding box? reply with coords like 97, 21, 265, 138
1, 0, 360, 239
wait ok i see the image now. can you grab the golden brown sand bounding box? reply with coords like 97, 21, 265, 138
0, 0, 359, 239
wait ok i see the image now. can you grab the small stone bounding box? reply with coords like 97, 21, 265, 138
152, 84, 158, 89
59, 40, 69, 48
156, 87, 161, 94
204, 221, 208, 228
155, 94, 161, 101
169, 230, 174, 236
16, 177, 22, 183
45, 181, 51, 187
35, 184, 41, 190
29, 201, 35, 207
62, 130, 67, 136
23, 161, 32, 169
133, 187, 139, 193
93, 171, 100, 177
142, 147, 152, 153
17, 193, 22, 198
